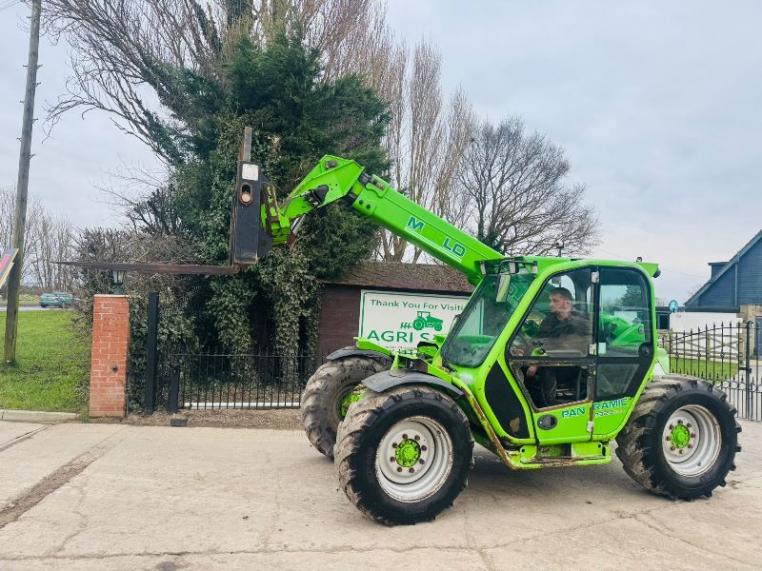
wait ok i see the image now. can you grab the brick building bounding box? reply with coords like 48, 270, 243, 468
316, 261, 473, 357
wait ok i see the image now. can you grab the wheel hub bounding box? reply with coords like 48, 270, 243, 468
395, 439, 421, 467
375, 416, 454, 503
338, 389, 362, 419
670, 423, 691, 449
661, 405, 721, 477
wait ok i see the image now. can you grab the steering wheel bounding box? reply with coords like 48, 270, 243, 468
510, 333, 545, 358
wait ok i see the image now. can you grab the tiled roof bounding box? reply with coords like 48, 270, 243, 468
685, 230, 762, 306
322, 261, 473, 294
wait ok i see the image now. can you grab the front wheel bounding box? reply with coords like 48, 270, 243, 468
616, 376, 741, 499
335, 386, 473, 525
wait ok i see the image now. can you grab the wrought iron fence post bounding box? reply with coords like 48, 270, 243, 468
144, 292, 159, 414
745, 321, 752, 420
168, 367, 180, 413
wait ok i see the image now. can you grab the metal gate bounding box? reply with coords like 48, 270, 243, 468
662, 321, 761, 421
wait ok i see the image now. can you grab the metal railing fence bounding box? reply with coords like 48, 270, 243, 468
661, 321, 760, 421
153, 350, 323, 411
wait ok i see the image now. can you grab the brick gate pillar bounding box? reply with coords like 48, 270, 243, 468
89, 295, 130, 418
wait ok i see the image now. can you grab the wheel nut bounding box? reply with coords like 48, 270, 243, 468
397, 467, 402, 473
686, 423, 692, 428
402, 434, 408, 439
414, 435, 420, 441
421, 445, 427, 451
409, 468, 415, 473
679, 449, 685, 454
670, 446, 676, 451
691, 433, 697, 438
687, 444, 693, 449
390, 457, 396, 462
668, 424, 674, 430
419, 459, 425, 465
677, 419, 683, 425
665, 437, 671, 442
392, 442, 398, 448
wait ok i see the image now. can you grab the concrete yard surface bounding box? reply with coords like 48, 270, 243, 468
0, 419, 760, 570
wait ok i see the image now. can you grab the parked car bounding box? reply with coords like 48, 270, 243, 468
39, 292, 75, 308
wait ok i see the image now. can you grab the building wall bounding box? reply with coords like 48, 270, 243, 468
669, 311, 740, 332
738, 239, 762, 305
318, 285, 362, 358
739, 304, 762, 321
691, 238, 762, 310
696, 267, 735, 308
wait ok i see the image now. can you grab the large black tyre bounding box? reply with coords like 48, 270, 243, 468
301, 356, 387, 459
335, 386, 474, 525
616, 376, 741, 499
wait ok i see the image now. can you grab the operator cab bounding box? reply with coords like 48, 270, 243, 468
440, 257, 655, 423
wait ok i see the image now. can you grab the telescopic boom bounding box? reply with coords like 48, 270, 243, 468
241, 153, 503, 284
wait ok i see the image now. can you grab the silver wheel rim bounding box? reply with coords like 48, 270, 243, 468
661, 404, 722, 477
375, 416, 454, 503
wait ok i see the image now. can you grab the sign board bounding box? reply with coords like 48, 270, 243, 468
358, 289, 469, 350
668, 299, 679, 313
0, 248, 18, 290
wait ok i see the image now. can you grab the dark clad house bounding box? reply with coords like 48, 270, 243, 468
317, 261, 473, 357
684, 230, 762, 320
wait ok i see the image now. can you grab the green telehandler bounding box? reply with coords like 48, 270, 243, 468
230, 135, 740, 525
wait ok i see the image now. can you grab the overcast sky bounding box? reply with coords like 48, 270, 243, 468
1, 1, 761, 303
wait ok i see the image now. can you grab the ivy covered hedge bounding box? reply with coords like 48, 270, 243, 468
76, 32, 389, 398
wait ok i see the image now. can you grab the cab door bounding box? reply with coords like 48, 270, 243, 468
506, 267, 596, 444
593, 267, 655, 436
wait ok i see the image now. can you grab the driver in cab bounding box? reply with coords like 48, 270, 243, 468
525, 287, 589, 407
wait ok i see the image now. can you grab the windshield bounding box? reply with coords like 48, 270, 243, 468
441, 272, 535, 367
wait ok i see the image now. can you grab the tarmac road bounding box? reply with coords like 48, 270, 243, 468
0, 419, 760, 570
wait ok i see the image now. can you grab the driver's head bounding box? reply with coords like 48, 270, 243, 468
549, 287, 573, 319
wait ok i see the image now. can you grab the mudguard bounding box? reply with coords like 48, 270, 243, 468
326, 346, 392, 366
361, 370, 464, 399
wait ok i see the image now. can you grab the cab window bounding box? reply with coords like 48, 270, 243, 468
596, 268, 653, 399
508, 268, 593, 409
598, 269, 651, 357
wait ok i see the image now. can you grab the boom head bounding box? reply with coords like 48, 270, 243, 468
229, 128, 272, 266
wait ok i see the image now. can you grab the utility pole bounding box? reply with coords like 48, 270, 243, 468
4, 0, 42, 364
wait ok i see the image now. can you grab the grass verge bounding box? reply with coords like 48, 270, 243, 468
670, 357, 740, 381
0, 310, 89, 413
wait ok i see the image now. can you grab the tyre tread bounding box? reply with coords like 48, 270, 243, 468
336, 386, 474, 525
616, 375, 741, 499
301, 357, 386, 459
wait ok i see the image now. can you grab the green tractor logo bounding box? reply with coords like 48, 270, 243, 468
402, 310, 444, 332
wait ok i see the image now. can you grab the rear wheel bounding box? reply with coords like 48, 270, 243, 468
616, 376, 741, 499
301, 356, 387, 459
336, 386, 473, 525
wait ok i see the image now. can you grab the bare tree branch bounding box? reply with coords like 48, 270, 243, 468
376, 40, 473, 263
0, 186, 78, 290
459, 117, 599, 257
